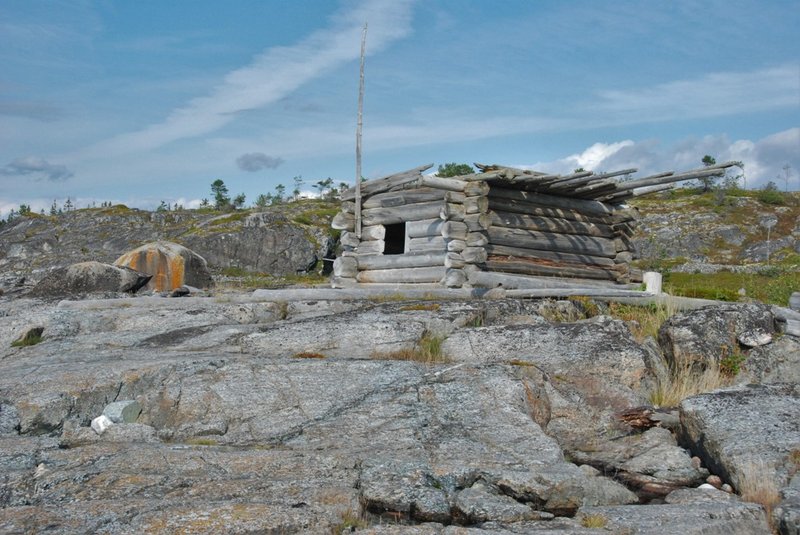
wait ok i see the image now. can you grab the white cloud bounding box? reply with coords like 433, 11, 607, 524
520, 128, 800, 189
593, 64, 799, 123
81, 0, 415, 158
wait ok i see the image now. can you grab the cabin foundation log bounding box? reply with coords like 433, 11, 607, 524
357, 253, 446, 270
357, 266, 446, 284
485, 257, 621, 281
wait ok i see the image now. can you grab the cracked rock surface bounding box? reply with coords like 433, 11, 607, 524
0, 295, 785, 533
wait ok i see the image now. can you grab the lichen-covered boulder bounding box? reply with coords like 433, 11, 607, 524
30, 261, 151, 298
114, 241, 212, 292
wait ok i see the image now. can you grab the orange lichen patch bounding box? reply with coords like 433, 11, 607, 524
169, 255, 185, 290
116, 245, 188, 291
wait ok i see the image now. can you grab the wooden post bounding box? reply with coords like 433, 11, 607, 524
354, 22, 367, 238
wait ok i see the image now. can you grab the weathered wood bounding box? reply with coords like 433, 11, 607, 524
468, 270, 631, 290
340, 231, 361, 248
406, 218, 444, 238
357, 252, 446, 270
333, 256, 358, 278
362, 188, 447, 209
489, 186, 614, 217
464, 181, 490, 196
443, 202, 466, 221
341, 164, 434, 200
491, 210, 614, 238
461, 246, 488, 264
485, 243, 616, 267
446, 239, 466, 252
485, 258, 620, 281
463, 196, 489, 214
441, 221, 468, 239
407, 235, 446, 252
463, 213, 493, 231
341, 201, 356, 214
357, 266, 445, 284
445, 252, 465, 269
356, 240, 384, 255
617, 167, 726, 191
362, 201, 445, 226
487, 197, 614, 225
487, 226, 617, 257
331, 211, 355, 231
466, 232, 489, 247
444, 268, 467, 288
361, 224, 386, 240
417, 175, 470, 192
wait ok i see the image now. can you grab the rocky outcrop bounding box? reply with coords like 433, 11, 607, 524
0, 294, 792, 533
29, 261, 151, 298
114, 241, 212, 291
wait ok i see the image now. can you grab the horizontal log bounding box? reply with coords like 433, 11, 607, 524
333, 256, 358, 278
442, 221, 468, 239
417, 175, 469, 192
362, 188, 446, 209
361, 224, 386, 240
444, 203, 466, 221
485, 258, 620, 281
445, 252, 465, 269
487, 226, 617, 257
331, 211, 355, 231
463, 213, 493, 231
406, 218, 444, 238
444, 268, 467, 288
340, 231, 361, 248
485, 244, 616, 267
462, 246, 488, 264
466, 232, 489, 247
362, 201, 445, 226
356, 240, 385, 255
447, 239, 466, 252
487, 197, 614, 226
468, 270, 631, 290
489, 186, 615, 218
356, 266, 445, 284
357, 252, 446, 270
463, 196, 489, 214
491, 210, 614, 238
407, 236, 446, 252
341, 164, 434, 200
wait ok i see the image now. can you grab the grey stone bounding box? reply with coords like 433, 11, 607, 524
0, 403, 20, 434
103, 400, 141, 424
658, 303, 776, 368
452, 482, 549, 523
664, 486, 742, 504
576, 502, 770, 534
790, 292, 800, 312
738, 335, 800, 384
30, 261, 151, 298
680, 383, 800, 490
91, 415, 113, 435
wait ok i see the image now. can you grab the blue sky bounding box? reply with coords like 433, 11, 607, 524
1, 0, 798, 216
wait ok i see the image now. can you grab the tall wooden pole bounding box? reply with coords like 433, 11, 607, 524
355, 23, 367, 238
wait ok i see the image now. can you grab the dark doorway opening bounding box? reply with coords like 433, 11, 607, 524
384, 223, 406, 255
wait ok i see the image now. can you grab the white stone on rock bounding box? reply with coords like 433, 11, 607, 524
103, 400, 141, 423
91, 415, 113, 435
737, 329, 772, 347
698, 483, 717, 490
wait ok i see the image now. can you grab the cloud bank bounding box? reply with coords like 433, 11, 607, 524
1, 156, 73, 181
236, 153, 284, 172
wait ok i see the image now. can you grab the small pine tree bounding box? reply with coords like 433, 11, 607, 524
437, 163, 474, 178
50, 200, 58, 216
211, 179, 231, 210
232, 193, 246, 209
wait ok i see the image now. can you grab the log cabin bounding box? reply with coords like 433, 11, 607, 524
331, 161, 738, 289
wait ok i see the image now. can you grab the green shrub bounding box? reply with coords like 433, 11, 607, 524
11, 327, 44, 347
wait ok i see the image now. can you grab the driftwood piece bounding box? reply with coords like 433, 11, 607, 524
487, 197, 614, 226
407, 235, 446, 252
357, 252, 446, 270
468, 270, 633, 290
487, 226, 617, 258
417, 175, 469, 192
446, 239, 467, 252
489, 186, 614, 218
461, 247, 488, 264
361, 224, 386, 240
357, 266, 446, 284
485, 244, 616, 267
466, 232, 489, 247
491, 210, 614, 238
445, 252, 465, 269
340, 231, 361, 248
463, 196, 489, 214
356, 240, 385, 255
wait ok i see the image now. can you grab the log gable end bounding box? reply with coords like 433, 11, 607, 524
331, 160, 739, 290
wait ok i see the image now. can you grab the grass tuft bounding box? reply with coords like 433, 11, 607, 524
580, 513, 608, 528
648, 357, 730, 408
293, 351, 326, 359
737, 460, 781, 529
330, 508, 367, 534
11, 327, 44, 347
371, 333, 450, 364
607, 299, 678, 342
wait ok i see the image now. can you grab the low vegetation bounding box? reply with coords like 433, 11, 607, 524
330, 509, 367, 533
664, 270, 799, 307
11, 327, 44, 347
606, 300, 677, 342
737, 460, 781, 530
371, 332, 450, 364
649, 358, 729, 408
580, 513, 608, 528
